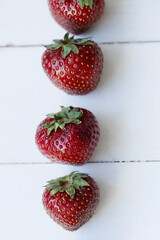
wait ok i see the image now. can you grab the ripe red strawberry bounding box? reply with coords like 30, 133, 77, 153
48, 0, 105, 34
42, 171, 100, 231
42, 33, 103, 95
35, 106, 100, 165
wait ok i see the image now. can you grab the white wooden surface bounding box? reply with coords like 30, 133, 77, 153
0, 0, 160, 239
0, 163, 160, 240
0, 0, 160, 45
0, 44, 160, 163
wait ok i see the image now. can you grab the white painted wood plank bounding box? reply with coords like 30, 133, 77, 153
0, 163, 160, 239
0, 44, 160, 163
0, 0, 160, 45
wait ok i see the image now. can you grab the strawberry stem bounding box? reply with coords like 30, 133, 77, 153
45, 172, 90, 198
43, 106, 83, 136
60, 0, 93, 9
44, 33, 93, 58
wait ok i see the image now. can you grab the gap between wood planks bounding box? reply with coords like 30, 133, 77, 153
1, 40, 160, 48
0, 160, 160, 165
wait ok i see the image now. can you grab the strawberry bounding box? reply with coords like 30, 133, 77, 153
42, 171, 100, 231
42, 33, 103, 95
48, 0, 105, 34
35, 106, 100, 165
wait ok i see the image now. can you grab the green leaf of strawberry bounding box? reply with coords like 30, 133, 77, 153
45, 33, 93, 58
43, 106, 83, 135
45, 172, 89, 198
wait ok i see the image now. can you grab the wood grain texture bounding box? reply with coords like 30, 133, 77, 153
0, 163, 160, 240
0, 0, 160, 45
0, 44, 160, 163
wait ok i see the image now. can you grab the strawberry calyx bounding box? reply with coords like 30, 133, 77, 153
60, 0, 93, 9
44, 32, 93, 58
44, 171, 90, 198
43, 106, 83, 136
77, 0, 93, 9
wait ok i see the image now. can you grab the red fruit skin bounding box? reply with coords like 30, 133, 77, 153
42, 176, 100, 231
35, 108, 100, 165
48, 0, 105, 34
42, 42, 103, 95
